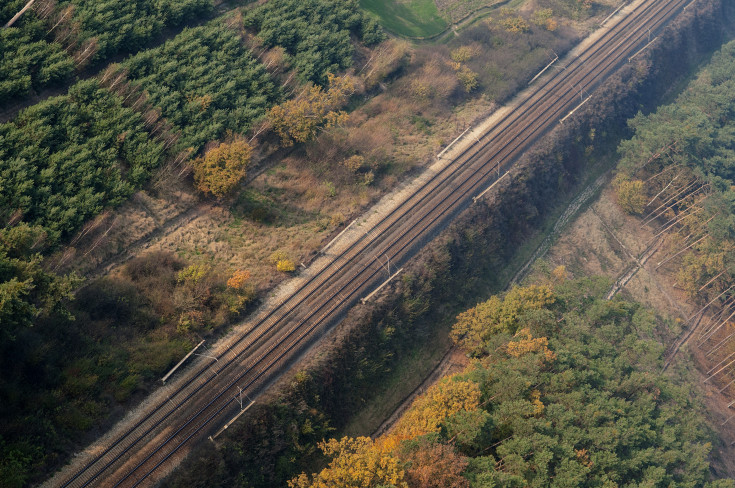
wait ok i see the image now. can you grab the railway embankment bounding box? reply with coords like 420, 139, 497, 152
165, 0, 735, 486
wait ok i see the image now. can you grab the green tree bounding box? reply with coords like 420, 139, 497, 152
0, 223, 78, 341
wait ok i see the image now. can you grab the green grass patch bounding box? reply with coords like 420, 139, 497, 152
360, 0, 448, 38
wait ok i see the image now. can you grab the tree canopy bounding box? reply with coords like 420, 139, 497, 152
0, 0, 74, 104
291, 276, 734, 488
244, 0, 384, 84
0, 79, 164, 244
54, 0, 213, 62
614, 40, 735, 301
193, 139, 252, 197
123, 23, 279, 153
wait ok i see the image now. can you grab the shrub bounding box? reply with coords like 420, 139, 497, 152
194, 139, 252, 197
276, 259, 296, 273
613, 174, 646, 214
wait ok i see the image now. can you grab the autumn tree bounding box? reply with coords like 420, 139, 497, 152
455, 66, 478, 93
402, 441, 469, 488
390, 375, 482, 444
193, 139, 252, 197
288, 437, 407, 488
531, 9, 557, 31
268, 74, 355, 146
450, 285, 555, 356
270, 250, 296, 273
613, 174, 646, 214
227, 269, 251, 290
448, 47, 479, 93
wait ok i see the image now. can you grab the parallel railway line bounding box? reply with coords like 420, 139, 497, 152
49, 0, 692, 485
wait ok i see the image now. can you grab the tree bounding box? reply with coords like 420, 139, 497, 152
193, 139, 252, 197
268, 74, 354, 146
402, 441, 469, 488
450, 285, 555, 356
455, 66, 478, 93
392, 375, 481, 441
227, 269, 251, 290
288, 437, 407, 488
613, 174, 646, 214
0, 223, 78, 341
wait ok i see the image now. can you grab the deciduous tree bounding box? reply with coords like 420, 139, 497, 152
193, 139, 252, 197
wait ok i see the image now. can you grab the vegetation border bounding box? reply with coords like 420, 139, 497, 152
164, 0, 735, 485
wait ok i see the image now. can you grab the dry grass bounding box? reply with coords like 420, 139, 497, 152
55, 17, 579, 320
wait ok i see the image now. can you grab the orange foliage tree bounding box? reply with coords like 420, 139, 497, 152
193, 139, 252, 197
268, 74, 355, 146
227, 269, 251, 290
403, 442, 469, 488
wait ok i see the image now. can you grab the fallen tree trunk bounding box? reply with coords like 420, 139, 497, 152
4, 0, 35, 28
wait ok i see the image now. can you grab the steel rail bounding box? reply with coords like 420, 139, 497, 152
55, 0, 688, 485
119, 0, 685, 482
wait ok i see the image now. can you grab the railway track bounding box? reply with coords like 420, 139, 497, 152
48, 0, 693, 485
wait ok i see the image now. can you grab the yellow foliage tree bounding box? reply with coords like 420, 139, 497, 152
450, 285, 555, 356
500, 15, 529, 33
276, 259, 296, 273
194, 139, 252, 197
268, 74, 355, 146
339, 154, 365, 174
506, 328, 556, 362
450, 45, 477, 63
531, 9, 557, 31
270, 250, 296, 273
390, 375, 481, 441
288, 437, 407, 488
613, 174, 647, 214
456, 66, 479, 93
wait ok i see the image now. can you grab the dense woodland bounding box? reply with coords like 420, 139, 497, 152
614, 40, 735, 306
0, 1, 384, 484
243, 0, 384, 83
0, 1, 74, 103
55, 0, 213, 61
0, 0, 213, 106
291, 277, 733, 487
0, 79, 164, 243
122, 23, 279, 152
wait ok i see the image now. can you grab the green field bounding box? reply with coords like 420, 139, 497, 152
360, 0, 448, 38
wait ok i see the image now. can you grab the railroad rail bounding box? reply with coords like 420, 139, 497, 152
47, 0, 693, 485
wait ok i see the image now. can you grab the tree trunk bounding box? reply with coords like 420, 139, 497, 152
4, 0, 35, 28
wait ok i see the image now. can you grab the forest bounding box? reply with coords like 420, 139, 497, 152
614, 40, 735, 314
122, 23, 280, 153
55, 0, 213, 61
0, 0, 213, 105
290, 276, 733, 488
243, 0, 384, 83
0, 0, 385, 484
0, 0, 74, 104
0, 79, 164, 244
